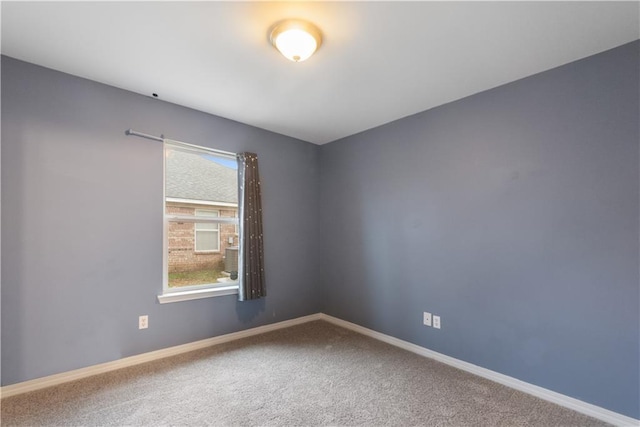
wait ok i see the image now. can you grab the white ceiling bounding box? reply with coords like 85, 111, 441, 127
1, 1, 638, 145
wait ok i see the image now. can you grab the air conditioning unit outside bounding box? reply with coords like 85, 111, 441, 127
224, 246, 239, 273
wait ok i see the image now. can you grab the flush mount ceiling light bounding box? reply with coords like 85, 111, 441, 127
269, 19, 322, 62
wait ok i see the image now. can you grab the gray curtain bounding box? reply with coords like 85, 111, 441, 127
237, 152, 266, 301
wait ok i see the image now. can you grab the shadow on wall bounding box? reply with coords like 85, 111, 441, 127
236, 298, 266, 324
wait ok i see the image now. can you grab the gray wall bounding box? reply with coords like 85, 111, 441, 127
320, 41, 639, 419
1, 56, 321, 385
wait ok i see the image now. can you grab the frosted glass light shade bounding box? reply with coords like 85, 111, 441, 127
270, 20, 322, 62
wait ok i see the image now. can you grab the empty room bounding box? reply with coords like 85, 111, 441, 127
1, 1, 638, 426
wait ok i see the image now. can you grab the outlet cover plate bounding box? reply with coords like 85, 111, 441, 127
139, 315, 148, 329
423, 312, 432, 326
433, 315, 441, 329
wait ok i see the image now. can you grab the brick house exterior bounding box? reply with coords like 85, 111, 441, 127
165, 146, 238, 274
166, 202, 237, 273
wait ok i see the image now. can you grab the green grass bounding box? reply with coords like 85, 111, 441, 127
168, 269, 225, 287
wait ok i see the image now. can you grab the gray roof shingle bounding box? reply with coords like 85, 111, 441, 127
166, 149, 237, 204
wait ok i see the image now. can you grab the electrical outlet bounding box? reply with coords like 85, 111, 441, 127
139, 315, 148, 329
433, 315, 441, 329
423, 312, 432, 327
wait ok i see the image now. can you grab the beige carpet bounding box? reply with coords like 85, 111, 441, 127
1, 320, 608, 426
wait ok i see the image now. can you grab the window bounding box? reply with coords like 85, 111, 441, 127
194, 209, 219, 252
160, 141, 239, 303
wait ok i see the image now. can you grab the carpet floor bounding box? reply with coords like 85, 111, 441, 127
1, 320, 608, 426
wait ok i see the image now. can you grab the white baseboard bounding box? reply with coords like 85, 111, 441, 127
2, 312, 637, 426
0, 313, 322, 399
318, 313, 639, 427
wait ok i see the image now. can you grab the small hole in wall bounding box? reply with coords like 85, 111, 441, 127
152, 93, 159, 98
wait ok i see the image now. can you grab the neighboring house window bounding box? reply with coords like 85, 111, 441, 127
162, 141, 239, 298
194, 209, 220, 252
234, 212, 238, 236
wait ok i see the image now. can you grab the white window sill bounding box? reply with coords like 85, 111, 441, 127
157, 285, 238, 304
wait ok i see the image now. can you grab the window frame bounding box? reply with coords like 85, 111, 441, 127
159, 140, 240, 303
